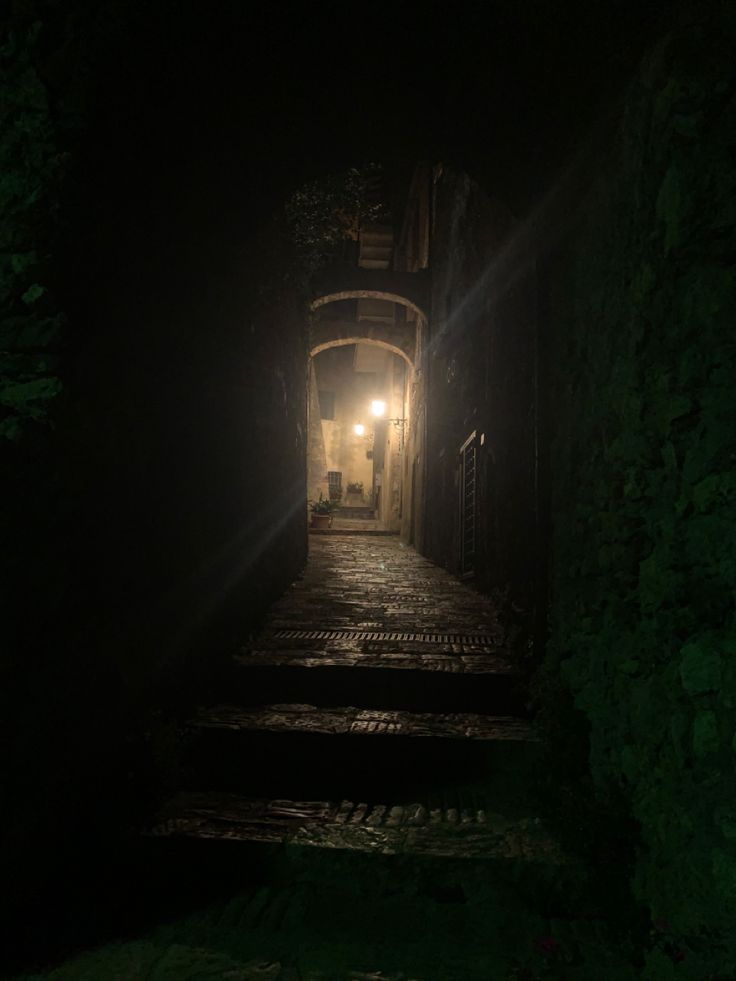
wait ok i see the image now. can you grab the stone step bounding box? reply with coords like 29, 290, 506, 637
360, 227, 393, 244
193, 703, 535, 741
146, 791, 565, 864
335, 506, 375, 518
309, 526, 398, 536
184, 705, 539, 802
360, 244, 394, 262
230, 649, 527, 714
357, 258, 392, 269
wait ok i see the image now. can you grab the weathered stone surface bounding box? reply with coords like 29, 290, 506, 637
194, 703, 536, 741
157, 534, 541, 872
311, 521, 397, 535
148, 792, 565, 863
309, 317, 417, 365
310, 265, 430, 322
236, 649, 515, 675
255, 536, 512, 641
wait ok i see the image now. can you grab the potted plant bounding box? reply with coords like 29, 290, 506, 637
309, 493, 340, 529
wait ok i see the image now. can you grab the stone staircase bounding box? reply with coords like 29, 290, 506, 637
132, 538, 603, 979
335, 505, 376, 519
358, 224, 394, 270
151, 692, 560, 861
147, 539, 561, 870
356, 214, 396, 323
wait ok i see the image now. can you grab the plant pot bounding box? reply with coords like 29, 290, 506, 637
310, 513, 332, 529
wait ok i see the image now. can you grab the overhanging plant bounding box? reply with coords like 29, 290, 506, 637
284, 163, 386, 275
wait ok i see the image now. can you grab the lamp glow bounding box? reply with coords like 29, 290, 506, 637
371, 400, 387, 418
353, 423, 365, 436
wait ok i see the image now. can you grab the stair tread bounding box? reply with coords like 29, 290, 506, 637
146, 791, 565, 862
358, 244, 393, 256
360, 230, 393, 243
194, 703, 536, 740
235, 648, 518, 674
357, 259, 392, 269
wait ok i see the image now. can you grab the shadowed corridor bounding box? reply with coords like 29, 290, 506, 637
4, 2, 734, 978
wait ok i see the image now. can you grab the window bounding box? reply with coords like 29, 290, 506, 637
319, 390, 335, 420
327, 471, 342, 500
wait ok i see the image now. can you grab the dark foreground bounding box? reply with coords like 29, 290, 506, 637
8, 538, 640, 980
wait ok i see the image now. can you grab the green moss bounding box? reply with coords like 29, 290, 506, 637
679, 641, 722, 694
0, 16, 72, 440
692, 710, 719, 757
711, 848, 736, 904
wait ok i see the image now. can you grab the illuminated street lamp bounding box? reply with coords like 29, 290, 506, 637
369, 398, 406, 449
353, 423, 366, 436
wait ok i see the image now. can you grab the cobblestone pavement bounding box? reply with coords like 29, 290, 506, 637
265, 536, 509, 637
234, 536, 518, 683
324, 517, 394, 533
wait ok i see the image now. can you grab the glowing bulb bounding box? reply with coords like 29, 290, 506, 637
353, 423, 365, 436
371, 399, 387, 418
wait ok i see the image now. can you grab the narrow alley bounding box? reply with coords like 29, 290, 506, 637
5, 3, 734, 978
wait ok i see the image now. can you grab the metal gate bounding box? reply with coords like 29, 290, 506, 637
459, 432, 477, 577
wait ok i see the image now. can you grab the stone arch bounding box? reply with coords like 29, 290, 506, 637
309, 266, 429, 322
309, 317, 416, 366
309, 336, 413, 368
311, 289, 426, 322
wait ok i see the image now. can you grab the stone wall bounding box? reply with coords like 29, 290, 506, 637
419, 15, 736, 966
421, 170, 538, 612
307, 360, 329, 504
539, 6, 736, 973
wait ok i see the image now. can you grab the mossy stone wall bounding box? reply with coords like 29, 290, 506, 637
544, 6, 736, 975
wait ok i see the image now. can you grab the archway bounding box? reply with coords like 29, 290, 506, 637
311, 289, 426, 323
307, 338, 412, 535
310, 286, 426, 366
310, 337, 413, 368
306, 254, 429, 544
